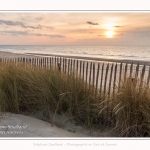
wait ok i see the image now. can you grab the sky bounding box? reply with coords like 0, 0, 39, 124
0, 12, 150, 46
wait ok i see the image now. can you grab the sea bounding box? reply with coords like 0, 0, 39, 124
0, 45, 150, 61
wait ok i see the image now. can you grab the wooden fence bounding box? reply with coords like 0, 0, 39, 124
0, 56, 150, 98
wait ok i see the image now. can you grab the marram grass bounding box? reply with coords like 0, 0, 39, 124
0, 62, 100, 128
0, 62, 150, 137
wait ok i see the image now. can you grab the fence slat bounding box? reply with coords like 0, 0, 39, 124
73, 59, 75, 73
124, 63, 128, 80
113, 63, 117, 97
104, 63, 109, 96
92, 63, 95, 88
70, 59, 73, 72
141, 63, 146, 79
100, 63, 104, 95
139, 64, 146, 87
130, 62, 133, 78
76, 60, 79, 76
82, 61, 85, 80
147, 67, 150, 85
55, 57, 57, 68
89, 62, 93, 88
79, 61, 82, 78
118, 63, 122, 92
67, 59, 70, 75
85, 62, 89, 85
108, 64, 114, 97
95, 63, 100, 95
135, 62, 139, 78
64, 58, 67, 74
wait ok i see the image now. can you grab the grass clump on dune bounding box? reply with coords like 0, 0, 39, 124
111, 77, 150, 137
0, 62, 100, 128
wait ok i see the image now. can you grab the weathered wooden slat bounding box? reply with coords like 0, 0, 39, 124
108, 64, 114, 97
76, 60, 79, 76
147, 67, 150, 85
63, 57, 65, 72
46, 57, 48, 67
95, 63, 100, 95
68, 59, 70, 75
141, 64, 146, 79
52, 57, 54, 68
85, 62, 89, 85
41, 57, 44, 68
73, 59, 76, 73
64, 58, 67, 74
79, 61, 82, 78
135, 62, 139, 78
104, 63, 109, 96
37, 57, 40, 67
118, 63, 122, 92
82, 61, 85, 80
70, 59, 73, 72
139, 64, 146, 87
50, 57, 52, 68
55, 57, 57, 68
44, 57, 46, 68
89, 62, 93, 88
130, 62, 133, 78
92, 63, 95, 87
100, 63, 104, 95
40, 58, 43, 68
113, 63, 117, 97
124, 63, 128, 81
59, 57, 62, 70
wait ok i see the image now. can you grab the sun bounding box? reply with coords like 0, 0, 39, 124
105, 30, 115, 38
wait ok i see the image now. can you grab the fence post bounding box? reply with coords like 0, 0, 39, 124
130, 62, 133, 78
140, 63, 146, 87
68, 58, 70, 75
85, 62, 89, 86
113, 63, 117, 97
124, 63, 128, 81
79, 61, 82, 78
95, 63, 100, 95
118, 62, 122, 92
89, 62, 93, 89
147, 67, 150, 86
92, 63, 95, 88
104, 63, 109, 97
135, 62, 139, 78
108, 63, 114, 98
82, 61, 85, 80
100, 63, 104, 96
76, 60, 79, 76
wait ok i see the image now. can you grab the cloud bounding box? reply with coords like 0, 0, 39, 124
114, 26, 122, 27
87, 21, 98, 25
36, 17, 43, 20
0, 30, 65, 38
33, 33, 65, 38
0, 19, 53, 30
0, 30, 28, 36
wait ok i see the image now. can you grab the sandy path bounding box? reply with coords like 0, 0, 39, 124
0, 113, 91, 137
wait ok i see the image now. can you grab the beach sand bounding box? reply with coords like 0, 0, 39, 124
0, 51, 150, 65
0, 112, 89, 137
0, 112, 113, 137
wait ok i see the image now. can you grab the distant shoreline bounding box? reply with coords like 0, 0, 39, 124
0, 51, 150, 66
